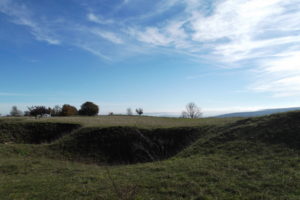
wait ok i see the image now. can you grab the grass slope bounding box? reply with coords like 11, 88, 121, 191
180, 111, 300, 157
0, 112, 299, 199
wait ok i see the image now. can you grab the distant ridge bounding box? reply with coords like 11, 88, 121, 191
216, 107, 300, 118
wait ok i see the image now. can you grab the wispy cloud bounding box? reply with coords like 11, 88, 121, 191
0, 0, 60, 44
76, 44, 112, 61
90, 29, 124, 44
125, 0, 300, 97
1, 0, 300, 97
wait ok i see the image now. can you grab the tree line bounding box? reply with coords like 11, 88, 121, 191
7, 102, 201, 118
10, 101, 99, 117
7, 101, 146, 117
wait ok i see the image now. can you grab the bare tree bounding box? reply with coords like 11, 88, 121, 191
135, 108, 143, 116
181, 102, 202, 118
51, 105, 62, 116
181, 111, 188, 118
10, 106, 23, 116
127, 108, 133, 116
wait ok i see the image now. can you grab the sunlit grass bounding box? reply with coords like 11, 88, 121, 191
0, 115, 242, 128
1, 112, 299, 199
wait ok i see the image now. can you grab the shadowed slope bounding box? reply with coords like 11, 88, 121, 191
50, 126, 210, 164
0, 122, 81, 144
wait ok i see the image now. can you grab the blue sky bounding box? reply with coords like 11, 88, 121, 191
0, 0, 300, 116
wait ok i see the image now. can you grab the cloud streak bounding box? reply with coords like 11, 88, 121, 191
1, 0, 299, 97
0, 0, 60, 44
126, 0, 300, 97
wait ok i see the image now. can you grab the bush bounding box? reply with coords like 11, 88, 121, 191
28, 106, 51, 117
61, 104, 78, 116
79, 102, 99, 116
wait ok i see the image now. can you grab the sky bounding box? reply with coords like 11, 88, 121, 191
0, 0, 300, 116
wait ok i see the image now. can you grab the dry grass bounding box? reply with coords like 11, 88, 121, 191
0, 115, 242, 128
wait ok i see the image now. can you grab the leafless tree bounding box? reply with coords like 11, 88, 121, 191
181, 111, 188, 118
51, 105, 62, 116
181, 102, 202, 118
135, 108, 143, 116
127, 108, 133, 116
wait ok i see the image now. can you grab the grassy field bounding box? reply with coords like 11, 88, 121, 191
0, 113, 299, 199
0, 115, 242, 128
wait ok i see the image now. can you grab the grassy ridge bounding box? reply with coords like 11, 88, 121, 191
0, 112, 299, 199
180, 111, 300, 158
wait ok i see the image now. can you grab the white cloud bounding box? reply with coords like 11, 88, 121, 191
0, 0, 60, 44
252, 75, 300, 97
1, 0, 300, 97
191, 0, 283, 42
263, 51, 300, 73
126, 0, 300, 97
130, 27, 172, 46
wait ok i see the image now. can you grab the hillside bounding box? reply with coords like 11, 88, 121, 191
216, 107, 300, 118
0, 112, 299, 199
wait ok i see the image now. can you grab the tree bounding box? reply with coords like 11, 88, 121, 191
135, 108, 143, 116
28, 106, 51, 117
127, 108, 133, 116
10, 106, 23, 116
51, 105, 62, 116
181, 111, 188, 118
79, 101, 99, 116
61, 104, 78, 116
181, 102, 202, 119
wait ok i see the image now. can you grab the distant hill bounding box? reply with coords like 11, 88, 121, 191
216, 107, 300, 118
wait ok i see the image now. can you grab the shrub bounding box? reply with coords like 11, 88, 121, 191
61, 104, 78, 116
79, 102, 99, 116
28, 106, 51, 117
